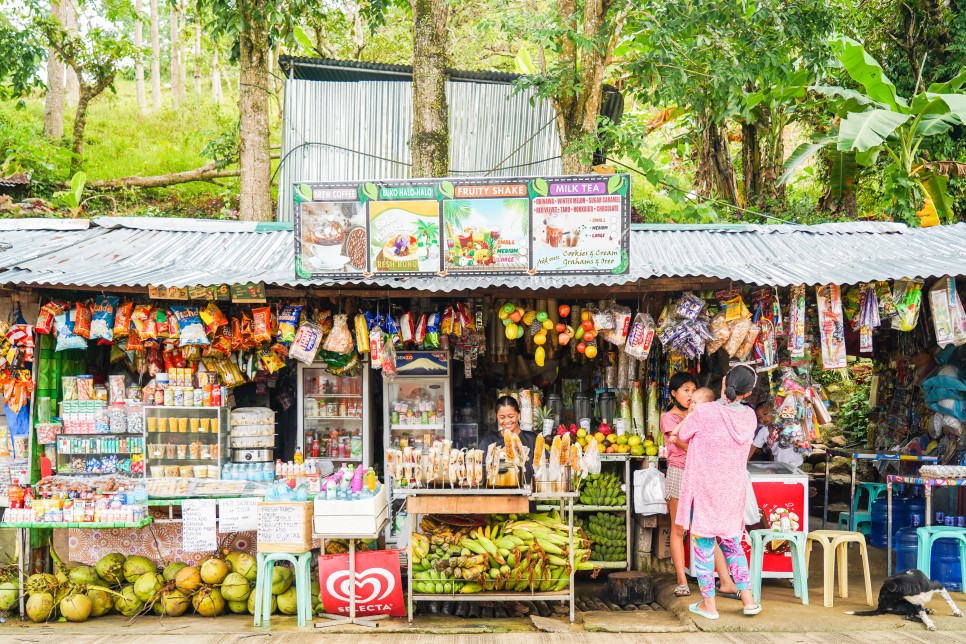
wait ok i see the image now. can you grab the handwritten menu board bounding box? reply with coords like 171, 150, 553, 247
218, 497, 259, 533
182, 499, 218, 552
294, 174, 631, 278
257, 502, 312, 552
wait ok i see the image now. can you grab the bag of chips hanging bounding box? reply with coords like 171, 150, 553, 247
369, 328, 385, 369
316, 310, 333, 338
55, 310, 88, 352
73, 302, 92, 339
240, 311, 255, 348
354, 313, 370, 353
277, 305, 302, 344
399, 312, 415, 344
113, 302, 133, 338
170, 306, 209, 346
155, 308, 170, 339
200, 302, 229, 335
323, 314, 353, 354
36, 300, 67, 335
206, 326, 232, 356
380, 338, 397, 381
259, 347, 286, 373
230, 317, 243, 352
132, 305, 156, 340
90, 295, 119, 342
602, 305, 631, 346
125, 324, 145, 351
289, 322, 323, 365
252, 307, 272, 344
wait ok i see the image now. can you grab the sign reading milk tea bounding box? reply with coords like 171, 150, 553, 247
293, 174, 631, 278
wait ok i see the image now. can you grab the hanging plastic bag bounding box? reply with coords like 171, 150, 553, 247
891, 278, 924, 332
633, 466, 667, 515
322, 314, 353, 354
380, 339, 397, 381
929, 277, 966, 348
624, 312, 656, 360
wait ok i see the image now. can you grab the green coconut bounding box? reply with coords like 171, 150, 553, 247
270, 566, 293, 595
55, 570, 69, 585
114, 586, 143, 617
192, 585, 225, 617
0, 580, 19, 612
220, 572, 252, 602
248, 590, 275, 615
162, 561, 189, 582
25, 573, 58, 596
227, 599, 249, 614
68, 565, 99, 587
95, 553, 126, 585
311, 579, 322, 613
158, 588, 190, 616
225, 551, 257, 581
133, 572, 164, 602
200, 558, 229, 585
26, 591, 54, 623
174, 566, 202, 594
86, 588, 113, 617
122, 555, 157, 583
275, 586, 298, 616
60, 593, 92, 622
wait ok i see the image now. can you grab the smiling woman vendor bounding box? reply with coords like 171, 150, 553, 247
478, 396, 538, 484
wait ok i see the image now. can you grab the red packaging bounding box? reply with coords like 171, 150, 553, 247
73, 302, 92, 339
36, 301, 67, 335
252, 307, 272, 344
113, 302, 133, 338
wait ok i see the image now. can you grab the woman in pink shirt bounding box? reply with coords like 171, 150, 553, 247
661, 373, 739, 599
673, 365, 760, 619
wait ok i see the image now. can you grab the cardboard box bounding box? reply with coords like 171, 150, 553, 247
313, 485, 387, 517
655, 513, 672, 559
257, 501, 313, 553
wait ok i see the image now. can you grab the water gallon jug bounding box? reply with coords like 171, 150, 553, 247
871, 492, 908, 548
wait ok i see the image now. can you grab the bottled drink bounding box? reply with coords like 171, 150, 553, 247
365, 467, 377, 492
294, 447, 304, 465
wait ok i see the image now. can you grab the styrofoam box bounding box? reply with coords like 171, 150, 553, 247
313, 484, 387, 517
312, 506, 388, 538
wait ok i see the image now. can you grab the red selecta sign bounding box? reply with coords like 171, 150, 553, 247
317, 550, 406, 617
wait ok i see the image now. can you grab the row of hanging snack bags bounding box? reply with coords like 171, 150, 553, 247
24, 298, 487, 386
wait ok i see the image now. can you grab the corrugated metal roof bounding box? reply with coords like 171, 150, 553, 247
279, 56, 523, 84
0, 217, 964, 292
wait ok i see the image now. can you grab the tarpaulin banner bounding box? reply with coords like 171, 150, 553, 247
318, 549, 406, 617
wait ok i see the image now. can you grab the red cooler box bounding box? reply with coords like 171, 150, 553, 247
686, 461, 808, 579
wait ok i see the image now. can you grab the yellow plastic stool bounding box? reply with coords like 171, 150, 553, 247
805, 529, 873, 608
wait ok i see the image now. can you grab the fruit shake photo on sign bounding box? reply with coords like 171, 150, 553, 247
442, 196, 529, 273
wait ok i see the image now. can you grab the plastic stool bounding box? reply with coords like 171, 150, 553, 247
253, 551, 313, 628
837, 483, 885, 532
805, 530, 873, 608
916, 526, 966, 582
749, 530, 808, 605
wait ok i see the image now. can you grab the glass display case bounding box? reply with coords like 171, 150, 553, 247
297, 360, 371, 468
144, 406, 229, 479
55, 400, 146, 477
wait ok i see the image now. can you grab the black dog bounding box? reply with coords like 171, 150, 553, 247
847, 568, 963, 631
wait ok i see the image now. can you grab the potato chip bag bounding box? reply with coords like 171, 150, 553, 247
230, 317, 243, 352
259, 347, 285, 373
36, 300, 67, 335
200, 302, 228, 335
73, 302, 92, 339
155, 308, 170, 339
90, 295, 119, 342
277, 305, 302, 343
171, 306, 209, 346
252, 307, 272, 344
132, 305, 156, 340
55, 310, 88, 352
113, 302, 133, 338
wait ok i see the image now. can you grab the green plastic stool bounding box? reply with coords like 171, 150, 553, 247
749, 529, 808, 605
916, 526, 966, 581
837, 483, 885, 533
253, 551, 314, 628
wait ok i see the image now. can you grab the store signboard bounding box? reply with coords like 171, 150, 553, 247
317, 550, 407, 617
218, 497, 259, 532
294, 174, 631, 278
182, 499, 218, 552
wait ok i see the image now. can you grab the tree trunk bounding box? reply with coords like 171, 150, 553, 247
43, 0, 66, 139
741, 121, 761, 207
134, 0, 147, 113
211, 47, 222, 102
179, 2, 187, 103
695, 114, 739, 205
150, 0, 161, 110
88, 161, 239, 189
607, 572, 655, 606
64, 0, 79, 107
193, 18, 202, 94
237, 0, 273, 221
409, 0, 450, 178
170, 1, 181, 109
761, 119, 786, 204
70, 87, 91, 172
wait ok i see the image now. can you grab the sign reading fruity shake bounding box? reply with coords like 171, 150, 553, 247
293, 174, 631, 278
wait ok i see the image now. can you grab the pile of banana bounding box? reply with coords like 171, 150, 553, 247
578, 472, 626, 506
410, 512, 597, 594
583, 513, 627, 562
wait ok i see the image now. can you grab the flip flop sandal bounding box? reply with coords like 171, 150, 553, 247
743, 603, 763, 616
689, 602, 719, 620
718, 591, 742, 600
673, 585, 691, 597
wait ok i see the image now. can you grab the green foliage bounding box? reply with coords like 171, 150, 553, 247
52, 171, 87, 216
0, 18, 45, 101
0, 108, 72, 189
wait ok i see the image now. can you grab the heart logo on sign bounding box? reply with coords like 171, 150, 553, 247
325, 567, 395, 604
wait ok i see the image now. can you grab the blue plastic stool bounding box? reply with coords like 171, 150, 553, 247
749, 529, 808, 605
916, 526, 966, 582
253, 551, 314, 628
838, 482, 886, 533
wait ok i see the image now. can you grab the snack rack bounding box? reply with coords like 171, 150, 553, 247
143, 406, 229, 479
54, 400, 146, 477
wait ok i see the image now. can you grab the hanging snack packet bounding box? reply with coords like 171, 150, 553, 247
724, 317, 752, 357
90, 295, 119, 342
674, 292, 705, 320
289, 322, 323, 365
380, 338, 397, 381
132, 305, 155, 340
892, 279, 924, 332
230, 317, 243, 351
56, 311, 90, 352
384, 315, 401, 346
113, 302, 133, 339
736, 321, 760, 359
259, 347, 286, 373
125, 324, 144, 351
316, 310, 333, 338
155, 308, 170, 339
36, 300, 67, 335
354, 313, 370, 353
424, 313, 441, 349
706, 311, 730, 354
369, 327, 385, 369
200, 302, 229, 335
322, 314, 354, 354
399, 312, 415, 344
249, 307, 271, 344
440, 307, 454, 335
602, 305, 631, 346
239, 310, 255, 348
171, 306, 210, 346
415, 314, 428, 346
277, 305, 302, 343
624, 312, 656, 360
166, 313, 180, 341
73, 302, 93, 339
163, 342, 186, 371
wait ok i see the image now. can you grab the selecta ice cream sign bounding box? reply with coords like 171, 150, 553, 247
293, 174, 631, 278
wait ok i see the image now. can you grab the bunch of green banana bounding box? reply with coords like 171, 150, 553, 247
582, 513, 626, 562
578, 472, 626, 506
